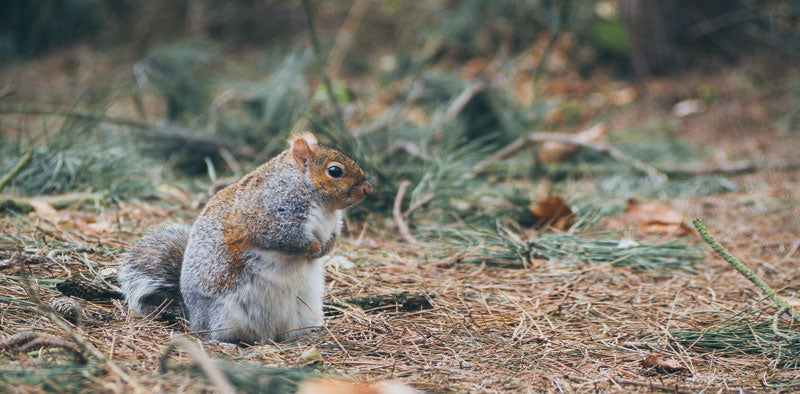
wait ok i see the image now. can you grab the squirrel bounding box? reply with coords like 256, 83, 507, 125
118, 132, 372, 343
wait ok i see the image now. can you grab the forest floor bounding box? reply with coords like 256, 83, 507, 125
1, 47, 799, 393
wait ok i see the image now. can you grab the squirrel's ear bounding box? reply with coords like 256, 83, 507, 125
291, 138, 313, 172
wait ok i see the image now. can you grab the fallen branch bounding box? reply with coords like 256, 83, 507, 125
0, 150, 33, 192
136, 125, 257, 160
326, 292, 433, 314
471, 131, 667, 183
393, 180, 418, 244
0, 192, 107, 214
692, 218, 800, 322
403, 193, 435, 217
443, 81, 488, 125
663, 158, 800, 177
0, 105, 257, 160
0, 331, 86, 364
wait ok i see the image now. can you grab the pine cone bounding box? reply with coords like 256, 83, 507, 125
56, 277, 123, 300
50, 297, 84, 324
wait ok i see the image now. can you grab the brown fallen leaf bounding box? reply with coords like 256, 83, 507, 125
529, 196, 573, 230
623, 198, 691, 236
538, 123, 608, 163
29, 200, 59, 221
641, 354, 687, 374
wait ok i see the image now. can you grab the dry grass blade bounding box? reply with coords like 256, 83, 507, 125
393, 180, 418, 244
159, 338, 236, 394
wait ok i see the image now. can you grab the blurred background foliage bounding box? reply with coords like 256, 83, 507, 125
1, 0, 799, 231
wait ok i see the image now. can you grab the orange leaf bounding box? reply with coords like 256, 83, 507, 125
641, 354, 687, 373
624, 198, 691, 236
529, 196, 574, 230
30, 201, 59, 221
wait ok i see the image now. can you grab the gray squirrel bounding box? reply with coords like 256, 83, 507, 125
118, 133, 372, 343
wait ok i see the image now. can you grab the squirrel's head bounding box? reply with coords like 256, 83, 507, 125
289, 132, 372, 211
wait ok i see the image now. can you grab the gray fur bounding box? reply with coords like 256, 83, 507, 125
118, 225, 190, 318
181, 157, 338, 342
117, 137, 371, 344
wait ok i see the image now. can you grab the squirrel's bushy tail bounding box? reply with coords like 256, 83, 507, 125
118, 225, 189, 318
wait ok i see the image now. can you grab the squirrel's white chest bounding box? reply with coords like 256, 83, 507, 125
220, 251, 325, 341
304, 203, 342, 243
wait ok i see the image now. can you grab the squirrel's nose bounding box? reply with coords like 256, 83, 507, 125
361, 181, 372, 196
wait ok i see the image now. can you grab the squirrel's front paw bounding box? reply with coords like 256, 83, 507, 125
308, 240, 323, 257
315, 234, 337, 258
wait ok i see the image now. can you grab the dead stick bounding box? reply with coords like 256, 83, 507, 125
327, 0, 370, 78
393, 180, 417, 244
403, 193, 435, 217
0, 105, 257, 159
0, 192, 107, 214
692, 218, 800, 321
470, 135, 528, 176
0, 150, 33, 192
470, 131, 667, 183
663, 158, 800, 177
339, 292, 433, 312
443, 81, 488, 124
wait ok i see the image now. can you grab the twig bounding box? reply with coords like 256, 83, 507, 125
0, 105, 258, 160
301, 0, 346, 130
333, 292, 433, 313
327, 0, 370, 78
0, 150, 33, 192
355, 80, 424, 137
470, 135, 528, 177
403, 194, 435, 217
692, 218, 800, 321
443, 81, 488, 125
218, 147, 243, 176
0, 104, 155, 128
470, 131, 667, 183
526, 133, 665, 182
0, 331, 86, 364
431, 81, 490, 142
393, 180, 417, 244
0, 332, 38, 350
772, 306, 800, 342
663, 158, 800, 177
0, 84, 14, 100
0, 192, 107, 213
159, 338, 236, 394
777, 240, 800, 265
20, 336, 88, 364
533, 0, 571, 84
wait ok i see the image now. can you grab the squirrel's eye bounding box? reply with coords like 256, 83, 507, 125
327, 165, 343, 178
